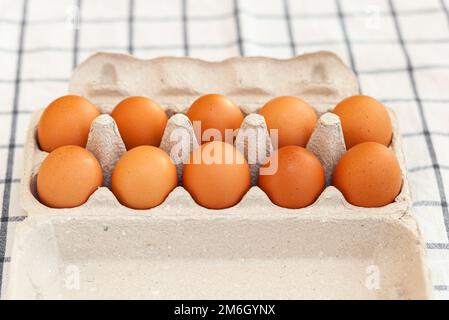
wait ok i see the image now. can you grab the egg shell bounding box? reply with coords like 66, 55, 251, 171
111, 146, 177, 209
37, 145, 103, 208
259, 96, 318, 148
37, 95, 100, 152
186, 94, 244, 144
333, 95, 393, 149
259, 146, 325, 209
332, 142, 402, 207
182, 141, 251, 209
111, 96, 168, 149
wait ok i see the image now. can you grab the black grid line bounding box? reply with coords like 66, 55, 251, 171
0, 0, 28, 297
434, 285, 449, 291
383, 98, 449, 103
427, 242, 449, 249
403, 131, 449, 138
389, 0, 449, 242
359, 65, 449, 74
0, 179, 20, 184
234, 0, 244, 56
128, 0, 134, 55
0, 144, 24, 149
1, 7, 448, 26
409, 165, 449, 173
0, 257, 10, 264
414, 200, 448, 207
181, 0, 189, 56
2, 37, 449, 55
283, 0, 296, 56
0, 216, 26, 223
0, 110, 33, 115
134, 7, 449, 20
0, 77, 68, 83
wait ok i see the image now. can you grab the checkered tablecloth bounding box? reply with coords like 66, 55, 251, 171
1, 0, 448, 299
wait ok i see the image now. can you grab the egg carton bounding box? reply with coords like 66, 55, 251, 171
7, 51, 431, 299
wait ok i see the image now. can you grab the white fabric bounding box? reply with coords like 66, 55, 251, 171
0, 0, 448, 299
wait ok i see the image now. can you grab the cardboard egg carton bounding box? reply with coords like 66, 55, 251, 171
7, 51, 431, 299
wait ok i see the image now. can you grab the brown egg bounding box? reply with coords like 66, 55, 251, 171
333, 95, 393, 149
111, 96, 168, 150
38, 95, 100, 152
332, 142, 402, 207
258, 146, 325, 209
37, 145, 103, 208
182, 141, 250, 209
186, 94, 244, 144
111, 146, 177, 209
259, 96, 317, 148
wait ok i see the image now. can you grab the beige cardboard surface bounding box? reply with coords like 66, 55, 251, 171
7, 51, 432, 299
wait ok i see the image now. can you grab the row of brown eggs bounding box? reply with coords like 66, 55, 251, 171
36, 94, 401, 210
38, 93, 393, 152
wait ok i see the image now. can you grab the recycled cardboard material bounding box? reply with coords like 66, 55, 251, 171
7, 51, 432, 299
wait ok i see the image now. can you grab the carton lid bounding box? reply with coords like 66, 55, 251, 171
68, 51, 359, 115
